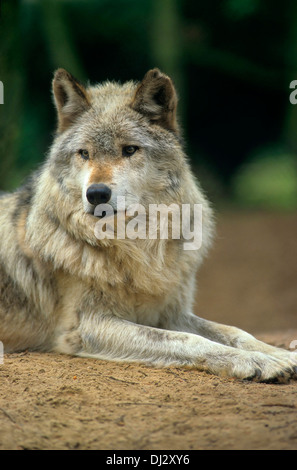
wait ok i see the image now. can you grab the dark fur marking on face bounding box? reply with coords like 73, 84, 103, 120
55, 174, 70, 194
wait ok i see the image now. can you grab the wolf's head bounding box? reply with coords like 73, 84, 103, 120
49, 68, 198, 217
44, 67, 214, 257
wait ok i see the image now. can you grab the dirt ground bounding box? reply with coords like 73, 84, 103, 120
0, 210, 297, 450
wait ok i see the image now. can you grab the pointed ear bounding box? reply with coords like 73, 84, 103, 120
52, 69, 90, 133
131, 68, 179, 133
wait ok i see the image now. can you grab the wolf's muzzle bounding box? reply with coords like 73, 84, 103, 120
86, 183, 112, 205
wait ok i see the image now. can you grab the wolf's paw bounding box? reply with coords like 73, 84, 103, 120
217, 350, 297, 383
242, 351, 297, 383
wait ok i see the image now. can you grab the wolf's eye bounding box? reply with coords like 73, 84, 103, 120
122, 145, 139, 157
79, 149, 89, 160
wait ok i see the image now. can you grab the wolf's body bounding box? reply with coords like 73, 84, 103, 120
0, 68, 296, 382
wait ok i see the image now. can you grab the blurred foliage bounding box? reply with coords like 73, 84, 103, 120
223, 0, 261, 19
232, 148, 297, 210
0, 0, 297, 209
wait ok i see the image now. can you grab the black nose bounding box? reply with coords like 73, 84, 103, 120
86, 183, 112, 205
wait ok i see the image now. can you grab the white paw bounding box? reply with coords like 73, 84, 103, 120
215, 350, 297, 383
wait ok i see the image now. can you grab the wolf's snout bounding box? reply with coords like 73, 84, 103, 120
86, 183, 112, 205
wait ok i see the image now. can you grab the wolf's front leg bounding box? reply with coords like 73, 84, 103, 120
166, 312, 297, 372
54, 314, 297, 383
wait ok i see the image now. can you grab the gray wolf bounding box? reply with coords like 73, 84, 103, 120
0, 68, 296, 382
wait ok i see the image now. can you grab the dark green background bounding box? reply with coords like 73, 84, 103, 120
1, 0, 297, 209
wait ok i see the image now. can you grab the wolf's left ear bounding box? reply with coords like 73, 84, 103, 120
52, 69, 90, 133
131, 68, 179, 133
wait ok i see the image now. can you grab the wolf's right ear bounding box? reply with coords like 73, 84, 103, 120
131, 68, 179, 133
52, 69, 90, 133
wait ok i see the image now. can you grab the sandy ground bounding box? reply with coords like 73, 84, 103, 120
0, 211, 297, 450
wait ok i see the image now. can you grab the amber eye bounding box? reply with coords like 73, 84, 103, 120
122, 145, 139, 157
79, 149, 89, 160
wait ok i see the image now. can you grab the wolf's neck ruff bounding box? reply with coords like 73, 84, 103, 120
25, 170, 195, 296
